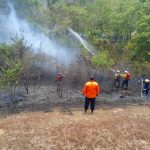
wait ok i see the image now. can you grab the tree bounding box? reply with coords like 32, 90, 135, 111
0, 62, 22, 102
129, 15, 150, 62
0, 43, 22, 102
92, 51, 114, 70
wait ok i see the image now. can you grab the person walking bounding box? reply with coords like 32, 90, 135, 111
82, 77, 100, 113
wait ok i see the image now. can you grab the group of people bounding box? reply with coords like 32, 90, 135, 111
55, 73, 100, 113
55, 71, 149, 114
113, 70, 131, 89
113, 70, 150, 97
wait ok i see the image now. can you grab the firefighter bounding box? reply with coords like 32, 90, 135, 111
114, 70, 121, 87
82, 77, 100, 113
121, 71, 131, 89
143, 79, 150, 97
55, 73, 64, 97
55, 73, 64, 82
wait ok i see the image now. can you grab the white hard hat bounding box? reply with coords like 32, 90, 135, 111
124, 71, 128, 73
145, 79, 150, 83
117, 70, 120, 73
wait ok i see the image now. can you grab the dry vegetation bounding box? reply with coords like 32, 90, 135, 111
0, 104, 150, 150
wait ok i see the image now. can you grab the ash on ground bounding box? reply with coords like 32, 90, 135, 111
0, 84, 149, 116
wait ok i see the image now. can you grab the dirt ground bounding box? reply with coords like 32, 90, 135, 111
0, 85, 150, 150
0, 105, 150, 150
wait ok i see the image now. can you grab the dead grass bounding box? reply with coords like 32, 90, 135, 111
0, 106, 150, 150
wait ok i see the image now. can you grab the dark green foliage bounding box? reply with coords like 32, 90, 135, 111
128, 15, 150, 63
0, 37, 31, 88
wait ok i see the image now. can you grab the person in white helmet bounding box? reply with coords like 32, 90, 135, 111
114, 70, 121, 87
143, 79, 150, 97
121, 71, 131, 89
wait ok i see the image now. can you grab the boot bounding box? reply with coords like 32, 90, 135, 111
84, 109, 87, 113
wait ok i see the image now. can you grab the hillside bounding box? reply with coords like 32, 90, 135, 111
0, 0, 150, 149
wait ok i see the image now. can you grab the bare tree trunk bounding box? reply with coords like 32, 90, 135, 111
10, 83, 16, 103
24, 80, 29, 94
13, 83, 16, 103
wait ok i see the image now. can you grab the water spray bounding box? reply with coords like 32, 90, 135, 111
68, 28, 119, 74
68, 28, 95, 55
141, 78, 144, 100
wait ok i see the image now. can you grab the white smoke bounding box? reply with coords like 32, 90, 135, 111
0, 2, 76, 65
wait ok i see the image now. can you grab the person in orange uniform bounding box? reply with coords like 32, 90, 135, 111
121, 71, 131, 89
82, 77, 100, 113
55, 73, 64, 82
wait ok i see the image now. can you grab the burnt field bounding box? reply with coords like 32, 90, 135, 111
0, 82, 147, 116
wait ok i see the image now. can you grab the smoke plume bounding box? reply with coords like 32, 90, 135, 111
0, 1, 76, 65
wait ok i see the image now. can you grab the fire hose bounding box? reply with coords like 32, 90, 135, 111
140, 78, 144, 101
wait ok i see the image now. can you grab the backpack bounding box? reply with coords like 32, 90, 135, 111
126, 73, 131, 80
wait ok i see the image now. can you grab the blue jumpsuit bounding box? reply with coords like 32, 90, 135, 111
143, 82, 150, 96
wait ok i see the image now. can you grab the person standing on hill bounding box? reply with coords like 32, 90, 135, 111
121, 71, 131, 89
82, 77, 100, 113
